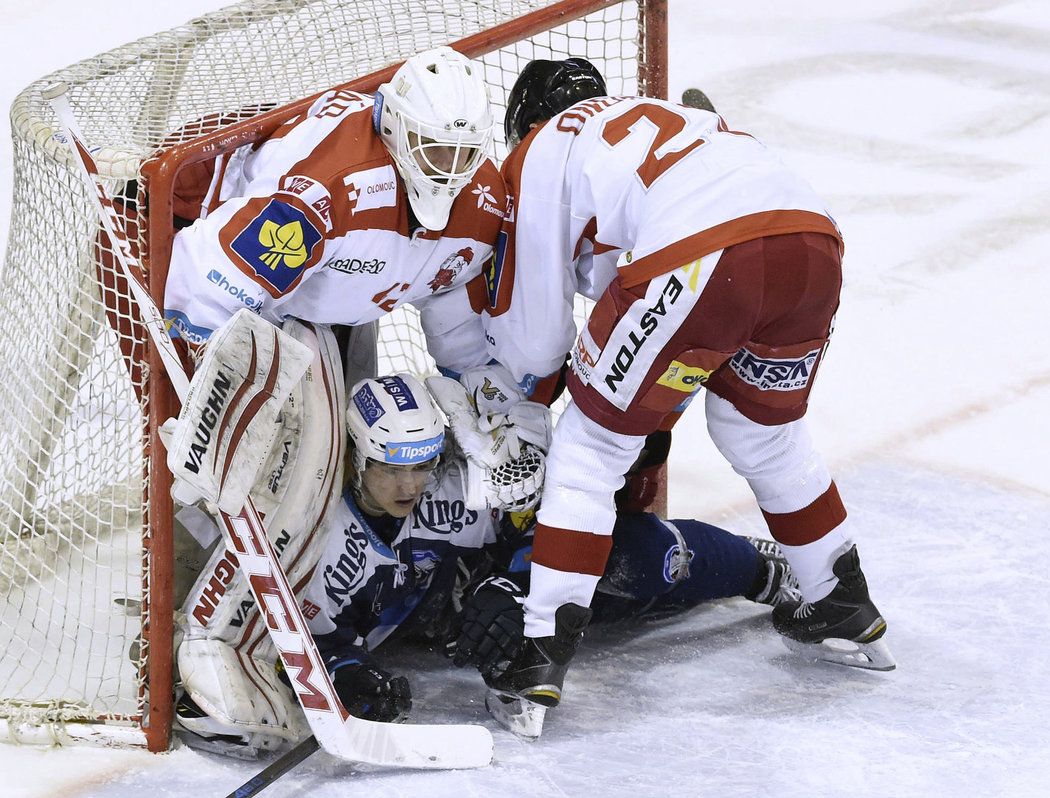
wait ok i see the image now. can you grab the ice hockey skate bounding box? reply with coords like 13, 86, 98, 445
484, 689, 548, 740
484, 602, 592, 735
173, 694, 259, 760
773, 545, 896, 671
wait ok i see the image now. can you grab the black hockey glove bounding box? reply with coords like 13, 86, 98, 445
326, 655, 411, 723
453, 574, 526, 674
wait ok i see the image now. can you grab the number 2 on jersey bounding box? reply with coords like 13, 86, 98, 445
601, 103, 707, 189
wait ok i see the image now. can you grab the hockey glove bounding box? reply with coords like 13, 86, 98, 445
326, 655, 411, 723
453, 574, 527, 675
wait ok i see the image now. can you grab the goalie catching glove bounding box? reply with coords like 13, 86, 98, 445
426, 373, 552, 513
164, 309, 314, 514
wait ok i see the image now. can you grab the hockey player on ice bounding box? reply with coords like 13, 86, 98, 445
172, 371, 799, 752
479, 58, 895, 720
162, 45, 502, 379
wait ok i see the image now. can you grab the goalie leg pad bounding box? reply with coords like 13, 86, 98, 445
180, 321, 345, 641
166, 308, 315, 515
176, 637, 307, 752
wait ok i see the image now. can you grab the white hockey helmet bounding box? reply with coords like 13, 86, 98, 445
346, 374, 445, 476
373, 46, 494, 230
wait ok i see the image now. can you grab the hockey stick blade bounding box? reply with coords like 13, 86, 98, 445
681, 88, 716, 113
224, 735, 320, 798
47, 85, 492, 770
222, 507, 492, 769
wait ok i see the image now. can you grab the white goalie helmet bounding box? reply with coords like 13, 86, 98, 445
373, 46, 494, 230
346, 374, 445, 476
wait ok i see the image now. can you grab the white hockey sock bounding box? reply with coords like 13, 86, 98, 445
525, 403, 645, 637
780, 520, 853, 603
523, 564, 602, 638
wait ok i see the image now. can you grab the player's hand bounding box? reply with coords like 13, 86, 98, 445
326, 656, 411, 723
453, 575, 526, 674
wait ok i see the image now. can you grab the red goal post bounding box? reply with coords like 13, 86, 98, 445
0, 0, 667, 752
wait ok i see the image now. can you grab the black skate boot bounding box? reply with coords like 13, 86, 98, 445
772, 545, 895, 671
484, 603, 592, 739
744, 538, 801, 607
486, 602, 592, 707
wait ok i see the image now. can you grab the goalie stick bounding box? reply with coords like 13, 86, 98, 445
45, 83, 492, 771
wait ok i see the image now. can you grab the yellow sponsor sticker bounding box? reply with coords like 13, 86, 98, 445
657, 360, 711, 392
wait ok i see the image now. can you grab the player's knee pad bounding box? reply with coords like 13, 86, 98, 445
705, 391, 830, 512
538, 403, 645, 534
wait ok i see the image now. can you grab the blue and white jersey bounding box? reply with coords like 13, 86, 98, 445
300, 459, 499, 657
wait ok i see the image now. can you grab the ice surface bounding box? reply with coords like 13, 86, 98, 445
2, 1, 1049, 796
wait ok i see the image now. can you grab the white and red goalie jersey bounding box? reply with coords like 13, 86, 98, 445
484, 95, 842, 390
164, 89, 505, 373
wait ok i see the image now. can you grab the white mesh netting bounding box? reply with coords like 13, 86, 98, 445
0, 0, 653, 747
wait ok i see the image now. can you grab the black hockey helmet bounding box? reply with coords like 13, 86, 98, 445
504, 57, 608, 147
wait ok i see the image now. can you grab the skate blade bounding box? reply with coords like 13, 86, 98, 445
783, 635, 897, 672
485, 689, 547, 740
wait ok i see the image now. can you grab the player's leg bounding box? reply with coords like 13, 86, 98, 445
485, 402, 645, 705
488, 259, 741, 706
703, 232, 893, 670
594, 513, 799, 620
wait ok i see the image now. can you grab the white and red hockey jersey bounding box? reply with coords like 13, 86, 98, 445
485, 95, 842, 390
164, 89, 505, 373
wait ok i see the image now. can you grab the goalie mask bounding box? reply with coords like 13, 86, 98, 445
346, 374, 445, 515
504, 57, 607, 148
374, 46, 494, 231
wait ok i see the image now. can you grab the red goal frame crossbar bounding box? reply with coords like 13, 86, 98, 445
136, 0, 667, 752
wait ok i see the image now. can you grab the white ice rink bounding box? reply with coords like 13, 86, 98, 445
2, 1, 1049, 796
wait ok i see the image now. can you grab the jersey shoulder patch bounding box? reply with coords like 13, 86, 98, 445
220, 196, 325, 297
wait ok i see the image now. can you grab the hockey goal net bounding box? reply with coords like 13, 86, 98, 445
0, 0, 666, 751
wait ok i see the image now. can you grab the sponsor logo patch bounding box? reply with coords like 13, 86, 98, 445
518, 373, 538, 396
353, 384, 385, 427
657, 360, 711, 393
377, 376, 418, 410
471, 183, 504, 218
229, 199, 323, 293
206, 269, 263, 311
604, 275, 684, 394
371, 93, 384, 132
164, 309, 213, 346
729, 347, 821, 392
301, 599, 321, 620
278, 175, 333, 231
385, 433, 444, 464
571, 328, 600, 384
324, 256, 386, 275
343, 165, 398, 215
